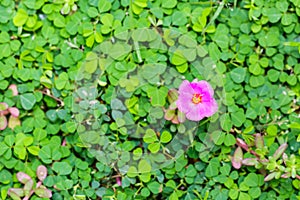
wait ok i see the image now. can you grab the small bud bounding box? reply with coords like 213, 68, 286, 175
116, 177, 122, 186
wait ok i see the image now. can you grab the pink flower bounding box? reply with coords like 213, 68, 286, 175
176, 80, 218, 121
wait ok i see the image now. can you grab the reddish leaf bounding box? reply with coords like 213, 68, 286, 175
7, 188, 22, 200
171, 115, 179, 124
281, 172, 291, 179
0, 115, 7, 130
164, 109, 175, 121
242, 158, 258, 166
37, 165, 48, 181
167, 89, 178, 103
273, 143, 288, 160
264, 172, 276, 181
9, 84, 18, 96
16, 172, 32, 184
8, 116, 21, 130
255, 133, 264, 149
232, 147, 243, 169
0, 102, 8, 112
24, 179, 33, 196
35, 186, 52, 198
169, 102, 177, 110
8, 107, 20, 117
8, 188, 24, 197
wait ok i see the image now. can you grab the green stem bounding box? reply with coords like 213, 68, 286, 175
202, 0, 225, 35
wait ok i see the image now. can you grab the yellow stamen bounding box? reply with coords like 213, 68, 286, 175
192, 93, 202, 104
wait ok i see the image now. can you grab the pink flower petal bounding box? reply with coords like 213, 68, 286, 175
176, 95, 193, 113
178, 80, 194, 95
186, 108, 204, 121
202, 99, 218, 117
177, 80, 218, 121
191, 80, 214, 96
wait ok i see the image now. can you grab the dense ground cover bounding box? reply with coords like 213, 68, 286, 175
0, 0, 300, 199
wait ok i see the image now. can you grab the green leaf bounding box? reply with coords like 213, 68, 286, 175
267, 69, 280, 82
148, 143, 160, 153
33, 128, 47, 142
170, 50, 187, 65
224, 134, 236, 146
244, 173, 258, 187
162, 0, 177, 8
249, 75, 265, 88
249, 187, 261, 198
160, 131, 172, 143
185, 165, 197, 177
231, 109, 246, 127
239, 192, 251, 200
52, 161, 72, 175
138, 159, 151, 173
263, 8, 281, 23
178, 35, 197, 48
20, 93, 37, 110
220, 114, 233, 132
109, 43, 131, 60
147, 86, 168, 107
147, 181, 161, 194
53, 15, 65, 28
0, 32, 10, 43
127, 166, 138, 177
131, 29, 157, 42
55, 72, 68, 90
98, 0, 112, 13
230, 68, 246, 83
13, 9, 28, 26
143, 129, 158, 143
205, 158, 220, 177
0, 170, 12, 184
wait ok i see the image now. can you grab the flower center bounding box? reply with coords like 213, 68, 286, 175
192, 93, 202, 104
